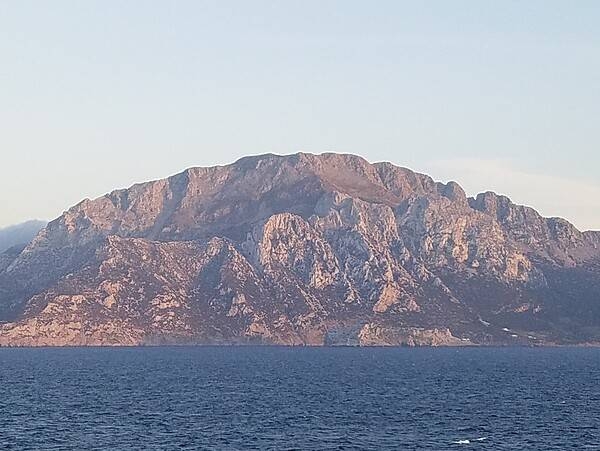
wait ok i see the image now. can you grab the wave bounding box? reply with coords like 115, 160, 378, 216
452, 437, 488, 445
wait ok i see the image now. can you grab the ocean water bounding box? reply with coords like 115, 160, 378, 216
0, 347, 598, 450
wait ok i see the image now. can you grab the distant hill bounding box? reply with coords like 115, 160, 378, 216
0, 220, 46, 253
0, 153, 599, 346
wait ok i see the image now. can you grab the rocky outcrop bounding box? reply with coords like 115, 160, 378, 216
357, 323, 469, 346
0, 153, 598, 346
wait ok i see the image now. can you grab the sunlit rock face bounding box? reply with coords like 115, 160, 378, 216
0, 153, 599, 346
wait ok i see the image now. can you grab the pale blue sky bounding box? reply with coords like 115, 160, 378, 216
1, 1, 599, 230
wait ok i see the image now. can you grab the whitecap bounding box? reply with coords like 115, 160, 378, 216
452, 436, 488, 445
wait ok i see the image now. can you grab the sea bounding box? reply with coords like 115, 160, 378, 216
0, 346, 598, 450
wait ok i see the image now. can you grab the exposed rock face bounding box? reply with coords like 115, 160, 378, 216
0, 153, 598, 346
357, 324, 468, 347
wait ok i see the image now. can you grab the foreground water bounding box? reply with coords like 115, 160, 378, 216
0, 347, 598, 450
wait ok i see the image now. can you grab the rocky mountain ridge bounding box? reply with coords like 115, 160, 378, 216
0, 153, 598, 346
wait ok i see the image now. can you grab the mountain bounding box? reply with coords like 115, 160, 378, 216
0, 153, 598, 346
0, 220, 47, 254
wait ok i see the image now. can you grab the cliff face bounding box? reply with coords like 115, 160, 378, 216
0, 153, 598, 346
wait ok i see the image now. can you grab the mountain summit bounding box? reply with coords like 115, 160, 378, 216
0, 153, 598, 346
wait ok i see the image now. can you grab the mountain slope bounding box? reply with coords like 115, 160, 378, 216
0, 220, 46, 253
0, 153, 598, 346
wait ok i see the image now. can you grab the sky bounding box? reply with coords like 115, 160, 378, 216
1, 1, 599, 230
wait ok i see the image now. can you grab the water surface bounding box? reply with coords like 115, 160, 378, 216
0, 347, 598, 450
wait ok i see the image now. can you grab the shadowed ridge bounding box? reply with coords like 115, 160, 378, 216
0, 220, 47, 254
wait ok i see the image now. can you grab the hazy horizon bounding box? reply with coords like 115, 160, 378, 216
2, 1, 599, 230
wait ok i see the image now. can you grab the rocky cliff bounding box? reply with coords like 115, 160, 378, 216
0, 153, 598, 346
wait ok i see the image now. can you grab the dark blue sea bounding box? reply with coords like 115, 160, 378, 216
0, 347, 598, 450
